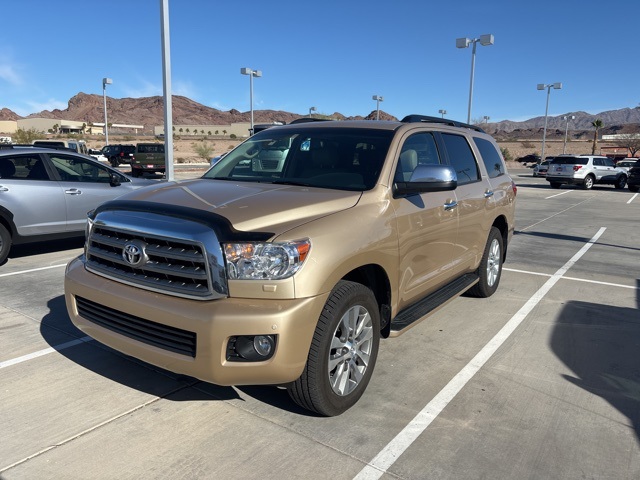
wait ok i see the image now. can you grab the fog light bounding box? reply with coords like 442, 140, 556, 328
254, 335, 274, 357
227, 335, 277, 362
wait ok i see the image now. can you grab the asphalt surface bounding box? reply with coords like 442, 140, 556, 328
1, 168, 639, 480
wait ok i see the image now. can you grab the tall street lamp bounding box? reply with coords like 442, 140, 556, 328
483, 115, 490, 124
102, 77, 112, 145
456, 34, 494, 124
372, 95, 383, 120
562, 115, 575, 154
309, 106, 317, 118
537, 82, 562, 162
240, 67, 262, 134
439, 109, 447, 118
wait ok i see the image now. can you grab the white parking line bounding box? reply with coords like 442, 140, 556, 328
354, 227, 607, 480
545, 190, 572, 199
0, 264, 67, 278
627, 192, 638, 204
0, 337, 93, 369
504, 267, 639, 290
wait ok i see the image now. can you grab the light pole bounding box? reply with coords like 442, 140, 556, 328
309, 106, 317, 118
372, 95, 383, 120
102, 77, 112, 145
240, 67, 262, 135
456, 34, 494, 124
439, 109, 447, 118
483, 115, 490, 124
562, 115, 575, 154
537, 82, 562, 162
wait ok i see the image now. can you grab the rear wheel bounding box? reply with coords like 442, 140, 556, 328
288, 281, 380, 416
467, 227, 503, 298
109, 157, 119, 167
629, 184, 639, 193
582, 175, 594, 190
550, 182, 561, 189
131, 168, 141, 178
0, 223, 12, 265
614, 175, 627, 190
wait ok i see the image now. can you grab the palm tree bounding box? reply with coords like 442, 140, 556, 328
591, 119, 603, 155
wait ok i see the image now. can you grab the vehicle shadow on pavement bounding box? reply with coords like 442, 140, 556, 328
7, 237, 85, 261
550, 287, 640, 441
515, 230, 640, 253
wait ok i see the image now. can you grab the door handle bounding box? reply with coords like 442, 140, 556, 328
444, 200, 458, 211
65, 188, 82, 195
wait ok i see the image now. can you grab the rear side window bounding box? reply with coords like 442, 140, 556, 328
441, 133, 480, 185
473, 137, 505, 178
550, 157, 587, 165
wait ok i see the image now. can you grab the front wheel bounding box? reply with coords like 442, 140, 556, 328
614, 175, 627, 190
130, 168, 141, 178
288, 281, 380, 416
109, 157, 119, 167
467, 227, 503, 298
629, 184, 639, 193
0, 223, 12, 265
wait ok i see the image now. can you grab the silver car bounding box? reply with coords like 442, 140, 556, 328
546, 155, 627, 190
0, 147, 155, 265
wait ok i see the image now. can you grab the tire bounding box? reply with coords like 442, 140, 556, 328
467, 227, 503, 298
550, 182, 561, 189
629, 184, 639, 193
288, 281, 380, 416
109, 157, 119, 167
614, 175, 627, 190
131, 169, 140, 178
0, 223, 11, 265
582, 175, 594, 190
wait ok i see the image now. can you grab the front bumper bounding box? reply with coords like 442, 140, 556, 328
65, 256, 328, 386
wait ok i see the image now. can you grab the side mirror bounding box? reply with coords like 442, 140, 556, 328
394, 164, 457, 197
109, 173, 122, 187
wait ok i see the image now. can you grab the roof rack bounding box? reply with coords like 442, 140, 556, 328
289, 117, 332, 124
400, 114, 485, 133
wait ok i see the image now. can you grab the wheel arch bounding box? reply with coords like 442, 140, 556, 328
341, 264, 392, 338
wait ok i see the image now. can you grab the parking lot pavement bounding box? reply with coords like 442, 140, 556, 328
1, 170, 639, 479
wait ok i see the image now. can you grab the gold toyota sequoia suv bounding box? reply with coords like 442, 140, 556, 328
65, 115, 516, 416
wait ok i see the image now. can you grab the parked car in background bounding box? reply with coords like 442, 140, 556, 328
516, 154, 541, 164
546, 155, 627, 190
627, 159, 640, 192
0, 146, 154, 265
533, 161, 549, 177
614, 159, 637, 173
33, 140, 88, 155
102, 144, 135, 167
131, 143, 165, 177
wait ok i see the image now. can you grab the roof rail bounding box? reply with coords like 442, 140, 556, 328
400, 114, 485, 133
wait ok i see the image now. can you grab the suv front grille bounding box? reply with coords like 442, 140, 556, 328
86, 226, 214, 299
76, 296, 196, 357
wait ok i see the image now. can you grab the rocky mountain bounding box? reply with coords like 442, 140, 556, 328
1, 93, 638, 138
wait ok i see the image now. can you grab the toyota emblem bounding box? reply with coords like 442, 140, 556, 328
122, 240, 149, 267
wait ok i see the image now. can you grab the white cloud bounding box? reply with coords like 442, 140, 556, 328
26, 99, 68, 113
0, 63, 22, 86
122, 79, 162, 98
209, 101, 232, 111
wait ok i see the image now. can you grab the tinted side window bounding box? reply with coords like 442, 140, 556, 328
1, 155, 49, 180
441, 133, 480, 185
49, 154, 112, 183
395, 132, 441, 182
473, 137, 505, 178
593, 158, 603, 166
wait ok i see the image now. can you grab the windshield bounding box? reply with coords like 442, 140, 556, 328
203, 127, 393, 191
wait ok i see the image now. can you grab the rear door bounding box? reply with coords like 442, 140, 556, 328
439, 132, 493, 275
0, 153, 67, 236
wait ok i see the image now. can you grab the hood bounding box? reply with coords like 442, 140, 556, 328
114, 178, 362, 235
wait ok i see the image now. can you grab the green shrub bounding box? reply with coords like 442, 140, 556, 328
500, 147, 513, 162
13, 128, 44, 144
193, 142, 215, 161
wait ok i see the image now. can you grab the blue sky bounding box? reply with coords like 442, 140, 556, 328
1, 0, 638, 123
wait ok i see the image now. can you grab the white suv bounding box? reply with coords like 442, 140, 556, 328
546, 155, 627, 190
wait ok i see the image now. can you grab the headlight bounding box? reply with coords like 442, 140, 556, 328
223, 239, 311, 280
